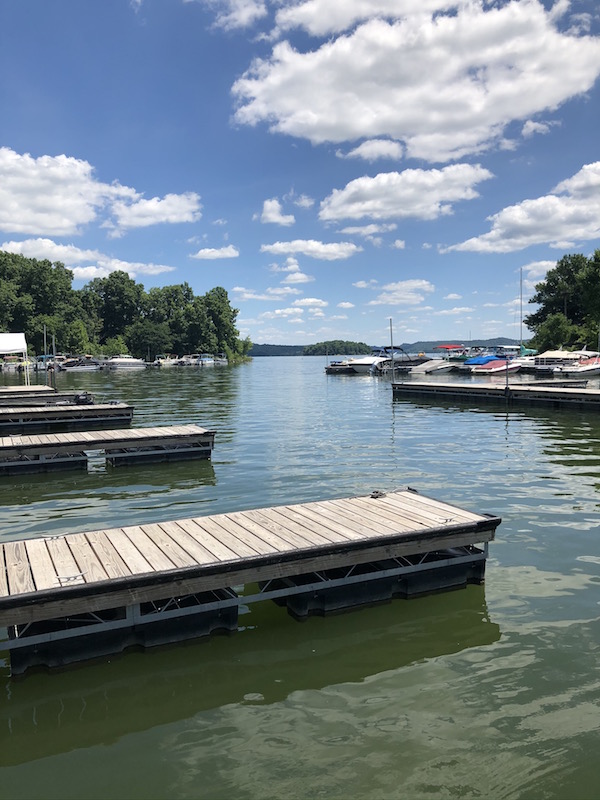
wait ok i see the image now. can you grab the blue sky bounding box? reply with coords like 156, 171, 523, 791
1, 0, 599, 347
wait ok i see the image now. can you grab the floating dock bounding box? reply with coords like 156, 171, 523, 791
392, 380, 600, 410
0, 424, 215, 474
0, 402, 134, 434
0, 488, 501, 675
0, 386, 95, 406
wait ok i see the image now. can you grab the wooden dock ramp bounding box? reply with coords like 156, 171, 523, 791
0, 402, 134, 434
0, 488, 501, 675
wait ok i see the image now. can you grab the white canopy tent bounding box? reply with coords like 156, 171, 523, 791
0, 332, 30, 384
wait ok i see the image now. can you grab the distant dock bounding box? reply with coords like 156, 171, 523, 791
0, 488, 501, 675
392, 380, 600, 410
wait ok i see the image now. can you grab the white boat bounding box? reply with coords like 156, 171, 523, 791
104, 354, 147, 370
409, 358, 455, 375
554, 356, 600, 376
471, 359, 521, 375
197, 353, 215, 366
345, 354, 389, 373
60, 356, 102, 372
152, 354, 179, 367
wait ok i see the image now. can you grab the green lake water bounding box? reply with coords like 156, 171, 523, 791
1, 357, 599, 799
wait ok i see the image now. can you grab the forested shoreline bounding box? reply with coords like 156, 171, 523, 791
0, 251, 252, 361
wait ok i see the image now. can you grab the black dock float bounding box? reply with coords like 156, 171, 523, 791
0, 424, 216, 474
392, 380, 600, 410
0, 488, 501, 675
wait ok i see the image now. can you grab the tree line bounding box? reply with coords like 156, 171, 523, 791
0, 251, 252, 361
525, 249, 600, 352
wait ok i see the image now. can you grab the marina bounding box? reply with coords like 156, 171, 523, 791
0, 423, 216, 473
0, 488, 500, 675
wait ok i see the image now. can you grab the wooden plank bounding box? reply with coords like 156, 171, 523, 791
156, 521, 222, 566
121, 526, 178, 572
221, 512, 302, 553
203, 513, 279, 555
279, 502, 373, 540
46, 537, 86, 586
239, 507, 332, 549
104, 528, 155, 575
334, 496, 438, 529
382, 492, 483, 524
66, 535, 110, 584
265, 506, 353, 544
0, 546, 10, 598
321, 498, 410, 533
85, 531, 132, 580
139, 523, 199, 569
25, 538, 59, 590
4, 540, 36, 595
174, 518, 241, 561
189, 517, 262, 558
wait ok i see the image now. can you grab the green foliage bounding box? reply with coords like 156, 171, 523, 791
525, 250, 600, 350
303, 340, 372, 356
0, 251, 250, 359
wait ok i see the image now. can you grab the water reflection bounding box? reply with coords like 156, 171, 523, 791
0, 585, 499, 767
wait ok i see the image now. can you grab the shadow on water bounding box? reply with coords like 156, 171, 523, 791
0, 585, 499, 766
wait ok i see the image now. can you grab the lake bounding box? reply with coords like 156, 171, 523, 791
1, 357, 600, 799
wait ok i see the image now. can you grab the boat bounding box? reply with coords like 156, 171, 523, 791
553, 356, 600, 376
197, 353, 215, 366
59, 356, 102, 372
214, 353, 228, 365
408, 358, 455, 375
152, 354, 179, 367
104, 354, 147, 370
471, 359, 521, 375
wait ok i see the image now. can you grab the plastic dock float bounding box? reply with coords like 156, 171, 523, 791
0, 403, 134, 434
0, 424, 216, 474
0, 488, 501, 675
392, 380, 600, 410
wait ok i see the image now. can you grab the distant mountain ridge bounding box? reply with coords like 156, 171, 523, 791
249, 338, 521, 356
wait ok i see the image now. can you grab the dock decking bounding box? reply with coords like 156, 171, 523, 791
0, 402, 134, 434
0, 423, 215, 473
392, 380, 600, 410
0, 488, 501, 674
0, 387, 95, 406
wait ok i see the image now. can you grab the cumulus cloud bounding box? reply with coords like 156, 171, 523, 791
259, 197, 295, 226
233, 2, 600, 162
293, 297, 328, 308
190, 244, 240, 259
0, 146, 202, 238
320, 165, 493, 221
109, 192, 202, 235
444, 162, 600, 253
1, 237, 175, 279
338, 139, 404, 162
339, 223, 397, 237
260, 239, 362, 259
204, 0, 267, 31
231, 285, 302, 301
338, 301, 355, 309
367, 278, 435, 306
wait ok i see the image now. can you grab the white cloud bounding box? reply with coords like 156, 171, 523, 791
260, 239, 362, 259
292, 297, 328, 308
367, 278, 435, 306
1, 237, 176, 279
434, 306, 475, 315
444, 293, 462, 300
338, 301, 355, 309
353, 279, 378, 288
190, 244, 240, 259
109, 191, 202, 235
205, 0, 267, 31
259, 197, 295, 226
338, 139, 404, 162
293, 194, 314, 209
234, 2, 600, 162
282, 270, 314, 284
445, 162, 600, 253
259, 307, 303, 319
522, 120, 554, 138
231, 285, 302, 301
320, 164, 493, 221
339, 223, 397, 237
391, 239, 405, 250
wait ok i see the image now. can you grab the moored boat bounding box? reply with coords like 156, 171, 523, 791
104, 354, 147, 370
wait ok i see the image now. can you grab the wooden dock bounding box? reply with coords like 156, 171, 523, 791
0, 386, 95, 406
0, 488, 501, 674
392, 380, 600, 410
0, 424, 215, 473
0, 402, 134, 434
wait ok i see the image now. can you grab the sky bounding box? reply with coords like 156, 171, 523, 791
1, 0, 600, 347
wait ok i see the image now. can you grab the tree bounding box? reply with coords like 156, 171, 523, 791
529, 313, 579, 352
203, 287, 239, 351
125, 320, 172, 360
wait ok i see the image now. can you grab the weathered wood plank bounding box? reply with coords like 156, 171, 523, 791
66, 535, 110, 584
139, 523, 199, 569
46, 537, 86, 586
189, 517, 262, 558
120, 526, 177, 572
205, 513, 280, 555
4, 540, 36, 595
25, 538, 59, 590
0, 546, 10, 598
157, 521, 222, 566
103, 528, 155, 575
85, 531, 132, 579
172, 518, 239, 562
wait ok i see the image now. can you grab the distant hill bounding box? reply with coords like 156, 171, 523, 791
249, 338, 522, 356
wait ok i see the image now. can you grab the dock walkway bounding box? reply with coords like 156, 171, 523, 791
0, 424, 215, 473
0, 488, 501, 674
392, 380, 600, 410
0, 402, 133, 434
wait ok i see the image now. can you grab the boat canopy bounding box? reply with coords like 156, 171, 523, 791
0, 332, 27, 357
